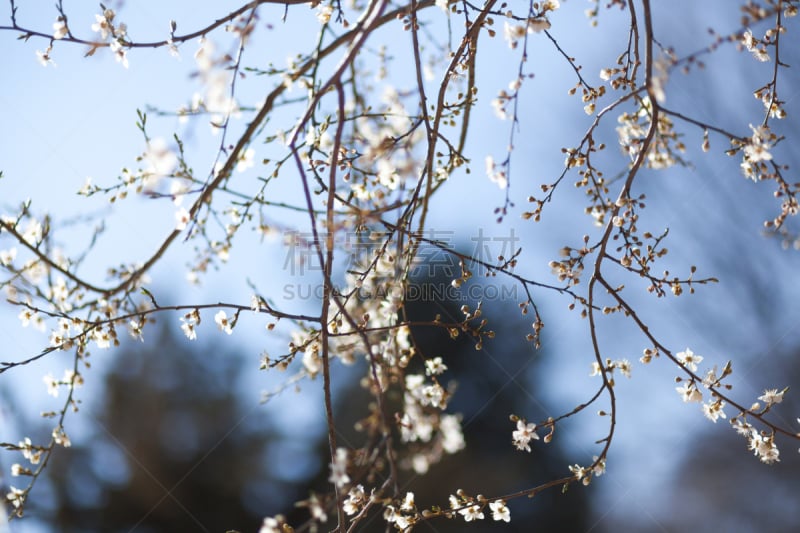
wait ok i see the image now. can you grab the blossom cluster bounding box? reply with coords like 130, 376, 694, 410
616, 97, 685, 169
448, 491, 511, 523
502, 0, 561, 49
672, 348, 788, 464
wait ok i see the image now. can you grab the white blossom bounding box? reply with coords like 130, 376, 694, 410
91, 11, 114, 40
6, 486, 25, 509
214, 310, 233, 335
702, 398, 726, 423
489, 500, 511, 522
236, 148, 256, 173
512, 419, 539, 452
259, 517, 281, 533
676, 348, 702, 372
328, 447, 350, 488
343, 485, 365, 515
459, 503, 484, 522
316, 4, 333, 24
676, 381, 703, 403
748, 431, 780, 464
175, 207, 191, 230
485, 156, 508, 189
758, 388, 785, 406
52, 20, 68, 39
503, 22, 526, 49
440, 414, 465, 454
180, 317, 197, 340
425, 357, 447, 376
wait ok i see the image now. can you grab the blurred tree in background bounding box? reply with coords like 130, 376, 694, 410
43, 325, 287, 532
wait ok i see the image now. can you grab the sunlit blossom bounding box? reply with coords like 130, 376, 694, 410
459, 503, 484, 522
676, 348, 702, 372
489, 500, 511, 522
214, 310, 233, 334
52, 20, 68, 39
512, 419, 539, 452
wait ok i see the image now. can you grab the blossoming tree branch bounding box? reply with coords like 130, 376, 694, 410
1, 0, 799, 530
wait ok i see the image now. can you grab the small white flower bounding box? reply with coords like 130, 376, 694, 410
731, 418, 753, 437
744, 142, 772, 163
701, 367, 719, 388
676, 348, 702, 372
180, 317, 197, 340
343, 485, 365, 515
489, 500, 510, 522
49, 330, 65, 348
419, 383, 445, 408
742, 29, 757, 51
259, 517, 281, 533
614, 359, 632, 378
492, 94, 509, 119
316, 4, 333, 24
742, 29, 770, 61
527, 17, 551, 33
400, 491, 415, 512
702, 398, 726, 423
6, 486, 25, 509
383, 504, 399, 524
485, 155, 508, 189
112, 43, 129, 68
503, 22, 526, 49
748, 431, 780, 464
459, 503, 484, 522
512, 419, 539, 452
142, 138, 178, 188
175, 207, 191, 230
36, 46, 55, 67
449, 494, 460, 509
0, 247, 16, 266
541, 0, 560, 11
591, 455, 606, 476
308, 493, 327, 522
303, 349, 321, 378
18, 308, 36, 327
425, 357, 447, 376
214, 310, 233, 334
93, 327, 112, 349
194, 37, 214, 71
43, 373, 59, 397
569, 463, 589, 484
440, 414, 465, 454
129, 319, 144, 341
91, 10, 115, 40
676, 381, 702, 403
328, 447, 350, 488
758, 388, 785, 406
19, 438, 42, 465
236, 148, 256, 173
53, 20, 68, 40
52, 426, 71, 447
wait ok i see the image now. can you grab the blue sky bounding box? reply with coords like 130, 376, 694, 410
2, 1, 800, 531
